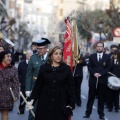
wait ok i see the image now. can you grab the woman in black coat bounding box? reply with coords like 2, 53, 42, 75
28, 46, 75, 120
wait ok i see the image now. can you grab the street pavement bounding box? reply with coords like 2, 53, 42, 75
0, 66, 120, 120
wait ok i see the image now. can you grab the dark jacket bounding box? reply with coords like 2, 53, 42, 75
88, 53, 111, 85
18, 60, 28, 88
109, 59, 120, 78
30, 62, 75, 120
74, 57, 86, 78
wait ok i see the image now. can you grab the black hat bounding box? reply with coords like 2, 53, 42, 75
32, 42, 37, 45
36, 38, 51, 46
110, 44, 118, 49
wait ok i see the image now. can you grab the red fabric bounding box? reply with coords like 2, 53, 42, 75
0, 63, 11, 69
63, 19, 73, 71
0, 63, 5, 69
68, 116, 72, 120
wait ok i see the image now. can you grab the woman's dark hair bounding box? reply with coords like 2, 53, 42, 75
47, 46, 63, 64
0, 50, 11, 63
113, 50, 120, 65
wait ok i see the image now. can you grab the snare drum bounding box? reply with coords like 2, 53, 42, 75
107, 76, 120, 90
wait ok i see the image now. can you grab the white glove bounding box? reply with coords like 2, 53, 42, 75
26, 99, 34, 111
25, 91, 31, 97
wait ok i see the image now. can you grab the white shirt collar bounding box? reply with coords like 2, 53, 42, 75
26, 60, 29, 64
114, 59, 117, 64
97, 52, 103, 57
97, 52, 103, 60
42, 52, 48, 60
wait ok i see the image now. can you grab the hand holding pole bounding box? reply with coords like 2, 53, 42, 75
10, 87, 20, 113
20, 91, 35, 117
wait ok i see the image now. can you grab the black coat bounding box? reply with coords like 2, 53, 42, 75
18, 60, 28, 88
109, 59, 120, 78
30, 62, 75, 120
88, 53, 111, 85
74, 58, 86, 78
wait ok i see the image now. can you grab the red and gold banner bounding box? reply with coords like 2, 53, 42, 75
63, 19, 73, 71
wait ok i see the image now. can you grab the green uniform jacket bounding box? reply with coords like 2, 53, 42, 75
25, 53, 48, 91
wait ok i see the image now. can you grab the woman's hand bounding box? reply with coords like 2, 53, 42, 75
14, 97, 18, 102
63, 105, 73, 117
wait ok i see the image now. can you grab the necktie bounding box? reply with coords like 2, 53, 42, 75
41, 56, 45, 63
116, 60, 118, 64
99, 54, 101, 62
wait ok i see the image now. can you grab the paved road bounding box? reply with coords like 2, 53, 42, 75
0, 66, 120, 120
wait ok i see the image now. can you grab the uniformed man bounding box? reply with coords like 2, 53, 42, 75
25, 38, 51, 120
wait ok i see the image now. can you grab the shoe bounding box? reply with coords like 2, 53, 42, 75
104, 105, 108, 108
9, 108, 13, 111
108, 109, 112, 112
83, 115, 90, 118
76, 100, 81, 107
76, 102, 81, 106
99, 116, 105, 120
115, 109, 119, 112
17, 112, 24, 114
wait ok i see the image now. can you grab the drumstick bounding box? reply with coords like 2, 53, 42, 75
108, 72, 117, 77
10, 87, 20, 114
21, 96, 28, 105
21, 90, 32, 105
96, 77, 98, 89
20, 91, 35, 117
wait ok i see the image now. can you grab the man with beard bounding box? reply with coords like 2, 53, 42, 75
83, 42, 111, 120
109, 44, 118, 59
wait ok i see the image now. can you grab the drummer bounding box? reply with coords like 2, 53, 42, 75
107, 50, 120, 112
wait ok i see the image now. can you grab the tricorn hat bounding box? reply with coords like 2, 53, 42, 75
36, 38, 51, 46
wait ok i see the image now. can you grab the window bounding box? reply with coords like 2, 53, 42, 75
60, 9, 63, 16
61, 0, 64, 3
9, 1, 15, 9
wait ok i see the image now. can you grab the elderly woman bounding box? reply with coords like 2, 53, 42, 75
28, 46, 75, 120
0, 50, 19, 120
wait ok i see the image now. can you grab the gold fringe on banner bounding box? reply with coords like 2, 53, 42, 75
73, 18, 78, 64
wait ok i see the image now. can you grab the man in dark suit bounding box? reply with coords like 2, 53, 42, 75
18, 50, 33, 114
83, 42, 111, 120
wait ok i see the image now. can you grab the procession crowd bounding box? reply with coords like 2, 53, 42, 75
0, 38, 120, 120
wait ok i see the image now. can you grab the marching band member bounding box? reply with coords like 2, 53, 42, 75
107, 50, 120, 112
0, 50, 19, 120
109, 44, 118, 59
83, 42, 111, 120
73, 54, 86, 106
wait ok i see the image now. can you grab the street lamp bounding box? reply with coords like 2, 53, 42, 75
98, 20, 103, 41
